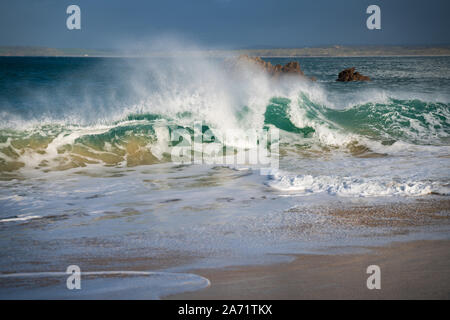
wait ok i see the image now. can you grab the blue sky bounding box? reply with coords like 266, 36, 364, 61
0, 0, 449, 49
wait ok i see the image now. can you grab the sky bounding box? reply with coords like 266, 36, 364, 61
0, 0, 449, 49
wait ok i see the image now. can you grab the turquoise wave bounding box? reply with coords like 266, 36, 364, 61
0, 95, 448, 173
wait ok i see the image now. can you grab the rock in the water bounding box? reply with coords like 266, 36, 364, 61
336, 67, 371, 82
228, 55, 314, 80
281, 61, 304, 75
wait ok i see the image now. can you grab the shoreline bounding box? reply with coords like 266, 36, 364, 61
0, 198, 448, 299
164, 199, 450, 300
165, 239, 450, 300
1, 54, 450, 58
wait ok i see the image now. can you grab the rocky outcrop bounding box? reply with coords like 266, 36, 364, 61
336, 67, 370, 82
228, 55, 315, 81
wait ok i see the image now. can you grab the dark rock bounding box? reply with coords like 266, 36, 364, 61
336, 67, 371, 82
228, 55, 314, 81
281, 61, 304, 75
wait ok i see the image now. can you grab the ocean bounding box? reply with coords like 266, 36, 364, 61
0, 56, 449, 298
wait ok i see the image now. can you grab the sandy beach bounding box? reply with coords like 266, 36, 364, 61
0, 199, 448, 299
166, 200, 450, 300
166, 239, 450, 300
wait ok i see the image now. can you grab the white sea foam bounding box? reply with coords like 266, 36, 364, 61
267, 171, 449, 197
0, 215, 41, 223
0, 270, 210, 299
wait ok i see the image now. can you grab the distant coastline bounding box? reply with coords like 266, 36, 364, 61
1, 45, 450, 58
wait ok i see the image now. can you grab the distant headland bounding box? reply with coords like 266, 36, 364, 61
1, 45, 450, 58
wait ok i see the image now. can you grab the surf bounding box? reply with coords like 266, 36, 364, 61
0, 56, 448, 180
0, 96, 448, 173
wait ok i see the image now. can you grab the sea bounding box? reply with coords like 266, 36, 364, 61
0, 55, 449, 298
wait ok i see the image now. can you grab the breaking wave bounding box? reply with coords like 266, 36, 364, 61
1, 95, 448, 172
0, 56, 449, 174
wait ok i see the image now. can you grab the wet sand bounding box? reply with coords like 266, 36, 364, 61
165, 199, 450, 300
165, 239, 450, 299
1, 199, 448, 299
